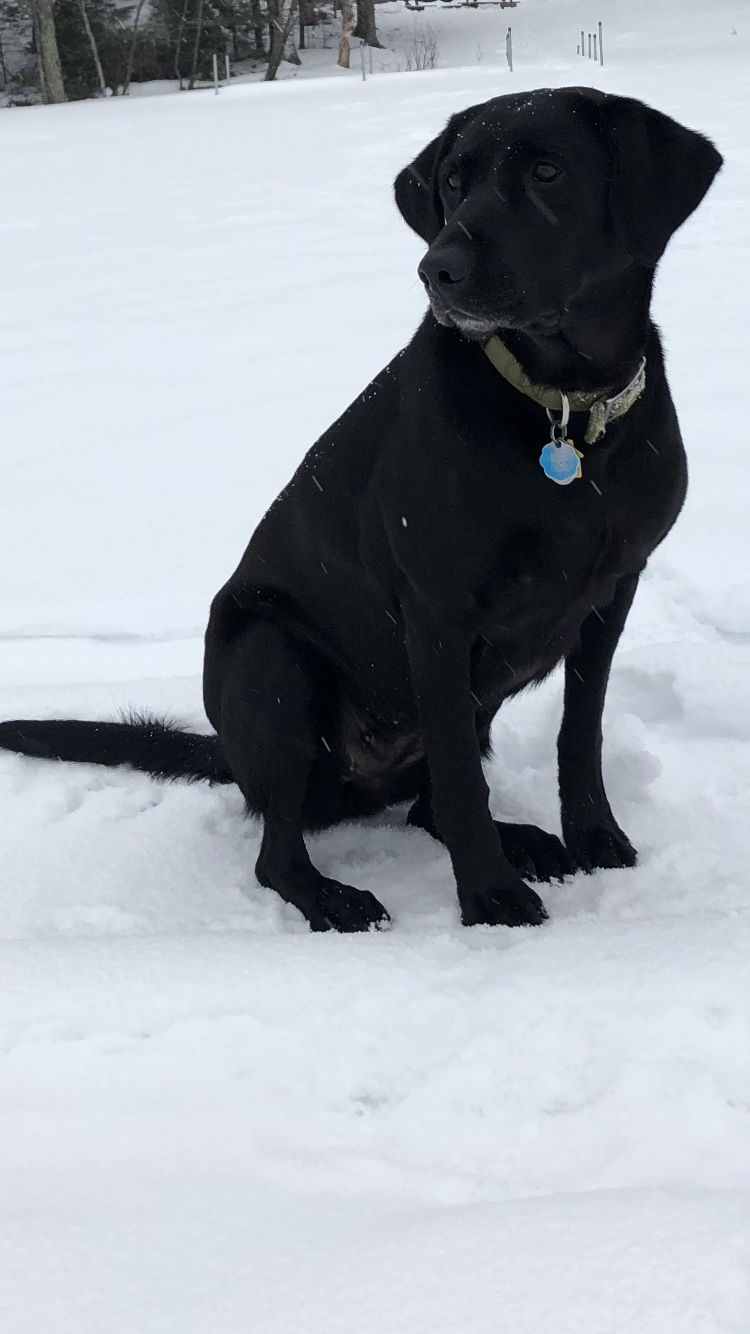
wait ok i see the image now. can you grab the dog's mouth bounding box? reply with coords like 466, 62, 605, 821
428, 292, 563, 340
432, 305, 498, 338
426, 293, 499, 337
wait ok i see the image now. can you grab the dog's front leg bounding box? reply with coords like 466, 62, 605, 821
558, 572, 640, 872
404, 604, 547, 927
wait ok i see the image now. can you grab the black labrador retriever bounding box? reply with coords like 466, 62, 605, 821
0, 88, 722, 932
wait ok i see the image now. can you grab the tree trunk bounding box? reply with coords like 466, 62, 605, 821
298, 0, 313, 50
264, 0, 279, 75
353, 0, 382, 46
337, 0, 351, 68
282, 11, 300, 63
0, 30, 9, 90
250, 0, 265, 55
121, 0, 146, 94
187, 0, 205, 89
29, 0, 66, 102
173, 0, 190, 86
76, 0, 107, 94
264, 0, 297, 80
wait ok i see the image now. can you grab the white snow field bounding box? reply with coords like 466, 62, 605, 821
2, 0, 750, 1329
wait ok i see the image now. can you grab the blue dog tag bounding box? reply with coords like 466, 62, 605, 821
539, 439, 582, 485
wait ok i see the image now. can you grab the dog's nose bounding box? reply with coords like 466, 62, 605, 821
418, 246, 469, 293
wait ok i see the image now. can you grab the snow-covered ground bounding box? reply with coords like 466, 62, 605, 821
1, 0, 750, 1328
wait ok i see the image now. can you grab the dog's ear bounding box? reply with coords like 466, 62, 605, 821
601, 95, 722, 266
394, 133, 446, 243
394, 107, 478, 243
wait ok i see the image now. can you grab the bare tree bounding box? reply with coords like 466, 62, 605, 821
250, 0, 264, 54
76, 0, 107, 94
28, 0, 66, 101
187, 0, 204, 88
353, 0, 381, 47
264, 0, 279, 76
0, 28, 9, 88
298, 0, 314, 49
282, 8, 300, 63
404, 22, 438, 70
173, 0, 189, 86
337, 0, 351, 67
121, 0, 146, 94
264, 0, 297, 80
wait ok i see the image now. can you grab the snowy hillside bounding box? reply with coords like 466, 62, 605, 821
1, 0, 749, 1329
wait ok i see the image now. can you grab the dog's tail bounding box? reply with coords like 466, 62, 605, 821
0, 712, 234, 785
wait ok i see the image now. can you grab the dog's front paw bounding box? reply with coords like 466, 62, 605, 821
459, 877, 548, 928
309, 879, 391, 933
565, 823, 637, 874
495, 822, 576, 882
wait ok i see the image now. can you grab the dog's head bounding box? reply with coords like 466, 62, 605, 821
394, 88, 722, 340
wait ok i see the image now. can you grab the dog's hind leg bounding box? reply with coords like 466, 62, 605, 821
217, 620, 390, 933
407, 776, 574, 883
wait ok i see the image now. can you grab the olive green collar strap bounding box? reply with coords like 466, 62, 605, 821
484, 334, 646, 445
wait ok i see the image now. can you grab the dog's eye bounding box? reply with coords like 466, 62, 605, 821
531, 161, 560, 184
445, 171, 461, 192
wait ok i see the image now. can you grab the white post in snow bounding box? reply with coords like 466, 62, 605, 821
506, 26, 512, 72
368, 43, 373, 74
587, 32, 591, 58
213, 51, 219, 93
360, 40, 366, 80
598, 21, 604, 65
580, 30, 584, 57
593, 32, 597, 61
225, 47, 231, 82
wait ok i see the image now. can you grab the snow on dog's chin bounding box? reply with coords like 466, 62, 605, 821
428, 301, 458, 328
454, 316, 502, 340
427, 297, 498, 339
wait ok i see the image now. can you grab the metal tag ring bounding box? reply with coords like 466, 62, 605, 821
546, 392, 570, 444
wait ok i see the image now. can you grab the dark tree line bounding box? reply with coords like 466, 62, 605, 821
0, 0, 383, 102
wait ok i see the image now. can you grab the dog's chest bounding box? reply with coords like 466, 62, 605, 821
471, 512, 641, 684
